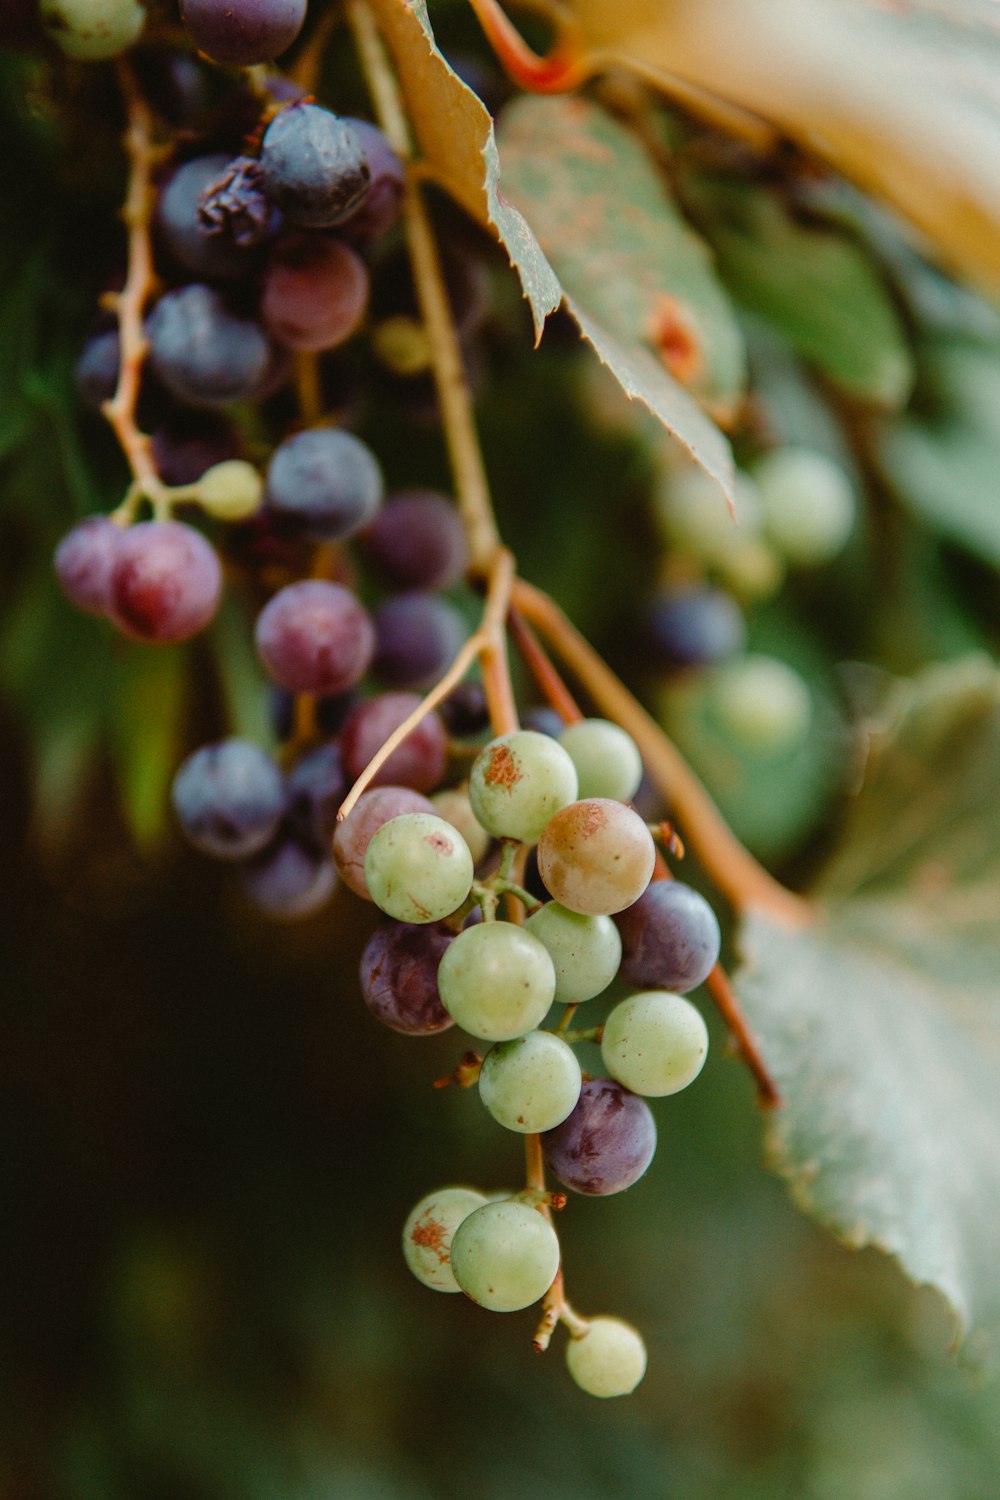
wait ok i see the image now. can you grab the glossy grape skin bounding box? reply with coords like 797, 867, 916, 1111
54, 515, 121, 616
542, 1078, 656, 1196
266, 428, 383, 542
180, 0, 305, 64
524, 902, 621, 1003
147, 285, 272, 408
332, 786, 434, 900
360, 491, 468, 591
198, 155, 280, 251
260, 104, 370, 229
402, 1186, 488, 1293
262, 236, 368, 352
616, 881, 721, 994
255, 580, 375, 695
449, 1200, 560, 1312
364, 812, 474, 924
708, 654, 812, 754
566, 1317, 647, 1398
359, 921, 455, 1035
239, 836, 336, 920
478, 1031, 582, 1133
156, 155, 253, 280
340, 693, 448, 793
286, 742, 346, 850
437, 922, 556, 1042
373, 594, 468, 690
601, 991, 709, 1097
41, 0, 145, 59
430, 788, 491, 865
752, 446, 857, 566
536, 799, 655, 917
74, 329, 120, 411
647, 584, 746, 670
109, 520, 222, 642
172, 739, 286, 860
338, 120, 404, 242
557, 719, 643, 803
469, 731, 579, 844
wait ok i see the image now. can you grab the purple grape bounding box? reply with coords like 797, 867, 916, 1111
338, 120, 404, 243
198, 155, 281, 251
109, 520, 222, 643
172, 738, 286, 860
133, 48, 212, 129
156, 155, 256, 280
260, 103, 370, 229
522, 706, 565, 739
542, 1078, 657, 1196
255, 580, 375, 694
180, 0, 306, 65
438, 680, 489, 737
147, 285, 272, 408
332, 785, 434, 899
616, 880, 721, 993
74, 329, 120, 411
286, 742, 346, 849
372, 593, 468, 690
647, 585, 746, 670
360, 491, 468, 591
150, 414, 241, 487
340, 692, 448, 792
239, 836, 336, 920
359, 921, 456, 1035
266, 428, 383, 541
54, 516, 122, 616
261, 234, 368, 352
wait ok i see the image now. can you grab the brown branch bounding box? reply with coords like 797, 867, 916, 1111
507, 606, 583, 723
705, 963, 781, 1109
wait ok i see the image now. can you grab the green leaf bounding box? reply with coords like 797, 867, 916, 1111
108, 644, 188, 851
736, 658, 1000, 1366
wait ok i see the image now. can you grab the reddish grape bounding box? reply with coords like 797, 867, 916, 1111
54, 515, 122, 616
261, 235, 369, 352
332, 785, 434, 899
360, 490, 468, 591
358, 921, 455, 1035
340, 692, 448, 792
255, 580, 375, 695
542, 1078, 656, 1196
536, 799, 655, 916
109, 520, 222, 643
373, 593, 468, 690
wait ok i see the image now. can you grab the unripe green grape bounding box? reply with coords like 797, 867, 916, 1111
364, 813, 474, 924
437, 921, 556, 1041
717, 537, 785, 603
566, 1316, 647, 1397
469, 730, 578, 843
601, 991, 708, 1097
41, 0, 145, 57
450, 1200, 560, 1312
195, 460, 264, 521
708, 654, 812, 754
557, 719, 643, 803
431, 787, 491, 864
479, 1031, 582, 1133
752, 446, 856, 566
653, 464, 763, 567
402, 1186, 488, 1293
525, 902, 621, 1003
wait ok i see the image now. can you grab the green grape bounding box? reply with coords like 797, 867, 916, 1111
431, 787, 491, 864
565, 1316, 647, 1397
524, 902, 621, 1003
752, 446, 857, 566
601, 991, 708, 1097
195, 460, 264, 521
402, 1186, 488, 1293
536, 799, 655, 916
708, 654, 812, 754
41, 0, 146, 58
557, 719, 643, 803
437, 922, 556, 1041
469, 730, 578, 843
449, 1200, 560, 1312
478, 1031, 582, 1133
364, 813, 474, 924
717, 537, 785, 603
653, 464, 763, 567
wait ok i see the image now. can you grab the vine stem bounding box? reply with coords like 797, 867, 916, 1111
507, 606, 583, 723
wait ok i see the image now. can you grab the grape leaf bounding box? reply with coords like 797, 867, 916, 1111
735, 658, 1000, 1365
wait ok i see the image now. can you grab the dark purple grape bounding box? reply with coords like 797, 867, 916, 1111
255, 580, 375, 694
360, 491, 467, 591
373, 594, 468, 690
286, 742, 346, 849
340, 692, 448, 792
54, 515, 122, 616
266, 428, 382, 541
147, 285, 272, 408
615, 880, 721, 993
156, 155, 256, 280
260, 103, 370, 229
261, 234, 368, 352
172, 738, 286, 860
522, 706, 565, 739
438, 680, 489, 737
542, 1078, 656, 1196
647, 585, 746, 670
133, 48, 212, 129
198, 155, 281, 251
109, 520, 222, 643
338, 120, 404, 243
239, 836, 335, 920
180, 0, 306, 65
74, 329, 120, 411
359, 921, 455, 1035
332, 785, 434, 899
150, 414, 241, 487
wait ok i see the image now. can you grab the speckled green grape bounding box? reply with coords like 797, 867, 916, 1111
402, 1186, 488, 1293
752, 446, 856, 566
479, 1031, 582, 1133
557, 719, 643, 803
195, 460, 264, 521
601, 991, 708, 1097
525, 902, 621, 1002
566, 1316, 647, 1397
469, 730, 578, 843
708, 654, 812, 754
364, 813, 473, 923
437, 922, 556, 1041
41, 0, 146, 57
450, 1200, 560, 1312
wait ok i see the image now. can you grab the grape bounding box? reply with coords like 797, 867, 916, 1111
708, 654, 812, 753
469, 731, 578, 844
437, 922, 556, 1041
616, 881, 721, 993
557, 719, 643, 803
479, 1031, 582, 1133
536, 799, 655, 917
402, 1186, 488, 1293
430, 788, 491, 865
363, 812, 474, 924
133, 47, 211, 129
524, 902, 621, 1003
438, 680, 489, 738
109, 520, 222, 642
172, 739, 285, 861
54, 515, 121, 616
260, 104, 370, 229
74, 329, 120, 410
286, 742, 346, 850
359, 491, 468, 591
147, 285, 272, 408
340, 693, 448, 793
239, 836, 336, 920
359, 921, 455, 1036
338, 120, 404, 242
156, 155, 255, 280
195, 460, 263, 521
521, 706, 565, 739
717, 538, 785, 603
41, 0, 145, 59
752, 446, 857, 566
255, 581, 375, 695
198, 155, 280, 251
151, 415, 240, 487
654, 465, 763, 567
565, 1317, 647, 1398
332, 786, 434, 900
542, 1078, 656, 1196
261, 235, 368, 353
373, 594, 468, 690
449, 1200, 560, 1312
602, 991, 708, 1097
647, 584, 746, 670
266, 428, 383, 542
180, 0, 305, 64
